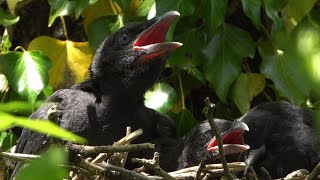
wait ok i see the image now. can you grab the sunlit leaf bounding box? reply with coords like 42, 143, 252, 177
48, 0, 75, 27
175, 108, 197, 137
241, 0, 261, 29
0, 7, 20, 26
203, 24, 255, 102
203, 0, 227, 36
145, 83, 178, 113
82, 0, 122, 32
282, 0, 317, 31
6, 0, 24, 15
258, 19, 316, 105
0, 51, 51, 103
87, 15, 123, 52
28, 36, 93, 89
0, 112, 86, 143
231, 73, 266, 114
16, 146, 68, 180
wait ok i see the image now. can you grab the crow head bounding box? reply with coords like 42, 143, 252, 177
90, 11, 182, 95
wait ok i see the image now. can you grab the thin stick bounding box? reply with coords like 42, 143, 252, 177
203, 97, 234, 180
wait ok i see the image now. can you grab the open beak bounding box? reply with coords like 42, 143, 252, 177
207, 121, 250, 157
133, 11, 183, 62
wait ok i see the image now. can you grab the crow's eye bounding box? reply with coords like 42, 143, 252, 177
118, 33, 131, 45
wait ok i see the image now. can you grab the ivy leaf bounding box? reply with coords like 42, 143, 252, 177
145, 83, 178, 113
114, 0, 131, 13
282, 0, 317, 31
231, 73, 266, 114
0, 112, 86, 143
155, 0, 195, 16
82, 0, 122, 32
135, 0, 155, 17
259, 41, 310, 105
175, 108, 197, 137
203, 24, 255, 102
48, 0, 75, 27
73, 0, 98, 19
16, 146, 68, 180
0, 7, 20, 26
0, 131, 17, 152
241, 0, 262, 29
87, 15, 124, 52
28, 36, 93, 90
0, 51, 51, 103
263, 0, 286, 31
6, 0, 24, 15
203, 0, 228, 36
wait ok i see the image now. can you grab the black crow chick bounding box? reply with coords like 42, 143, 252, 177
206, 101, 320, 179
12, 11, 182, 177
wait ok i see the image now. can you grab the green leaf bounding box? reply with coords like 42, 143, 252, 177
115, 0, 131, 13
241, 0, 262, 29
16, 146, 68, 180
145, 83, 178, 113
0, 131, 17, 152
6, 0, 24, 15
1, 33, 12, 53
0, 101, 42, 116
0, 7, 20, 26
202, 24, 255, 102
135, 0, 155, 16
259, 17, 320, 104
0, 111, 86, 143
263, 0, 286, 31
282, 0, 317, 31
0, 51, 51, 103
73, 0, 98, 19
48, 0, 75, 27
0, 74, 8, 94
203, 0, 228, 36
231, 73, 266, 114
187, 66, 206, 85
87, 15, 124, 52
175, 108, 197, 137
155, 0, 195, 16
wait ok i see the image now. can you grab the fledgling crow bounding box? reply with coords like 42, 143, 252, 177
206, 101, 320, 179
155, 119, 249, 172
12, 11, 182, 177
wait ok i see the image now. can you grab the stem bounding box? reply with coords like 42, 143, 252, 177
203, 98, 234, 180
178, 73, 185, 109
14, 46, 26, 52
60, 16, 69, 40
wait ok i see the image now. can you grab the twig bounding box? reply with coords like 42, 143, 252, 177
202, 97, 234, 180
0, 151, 39, 163
169, 162, 246, 175
68, 143, 155, 156
132, 152, 175, 180
194, 160, 206, 180
260, 167, 272, 180
307, 162, 320, 180
92, 128, 143, 163
99, 163, 154, 180
120, 126, 131, 167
